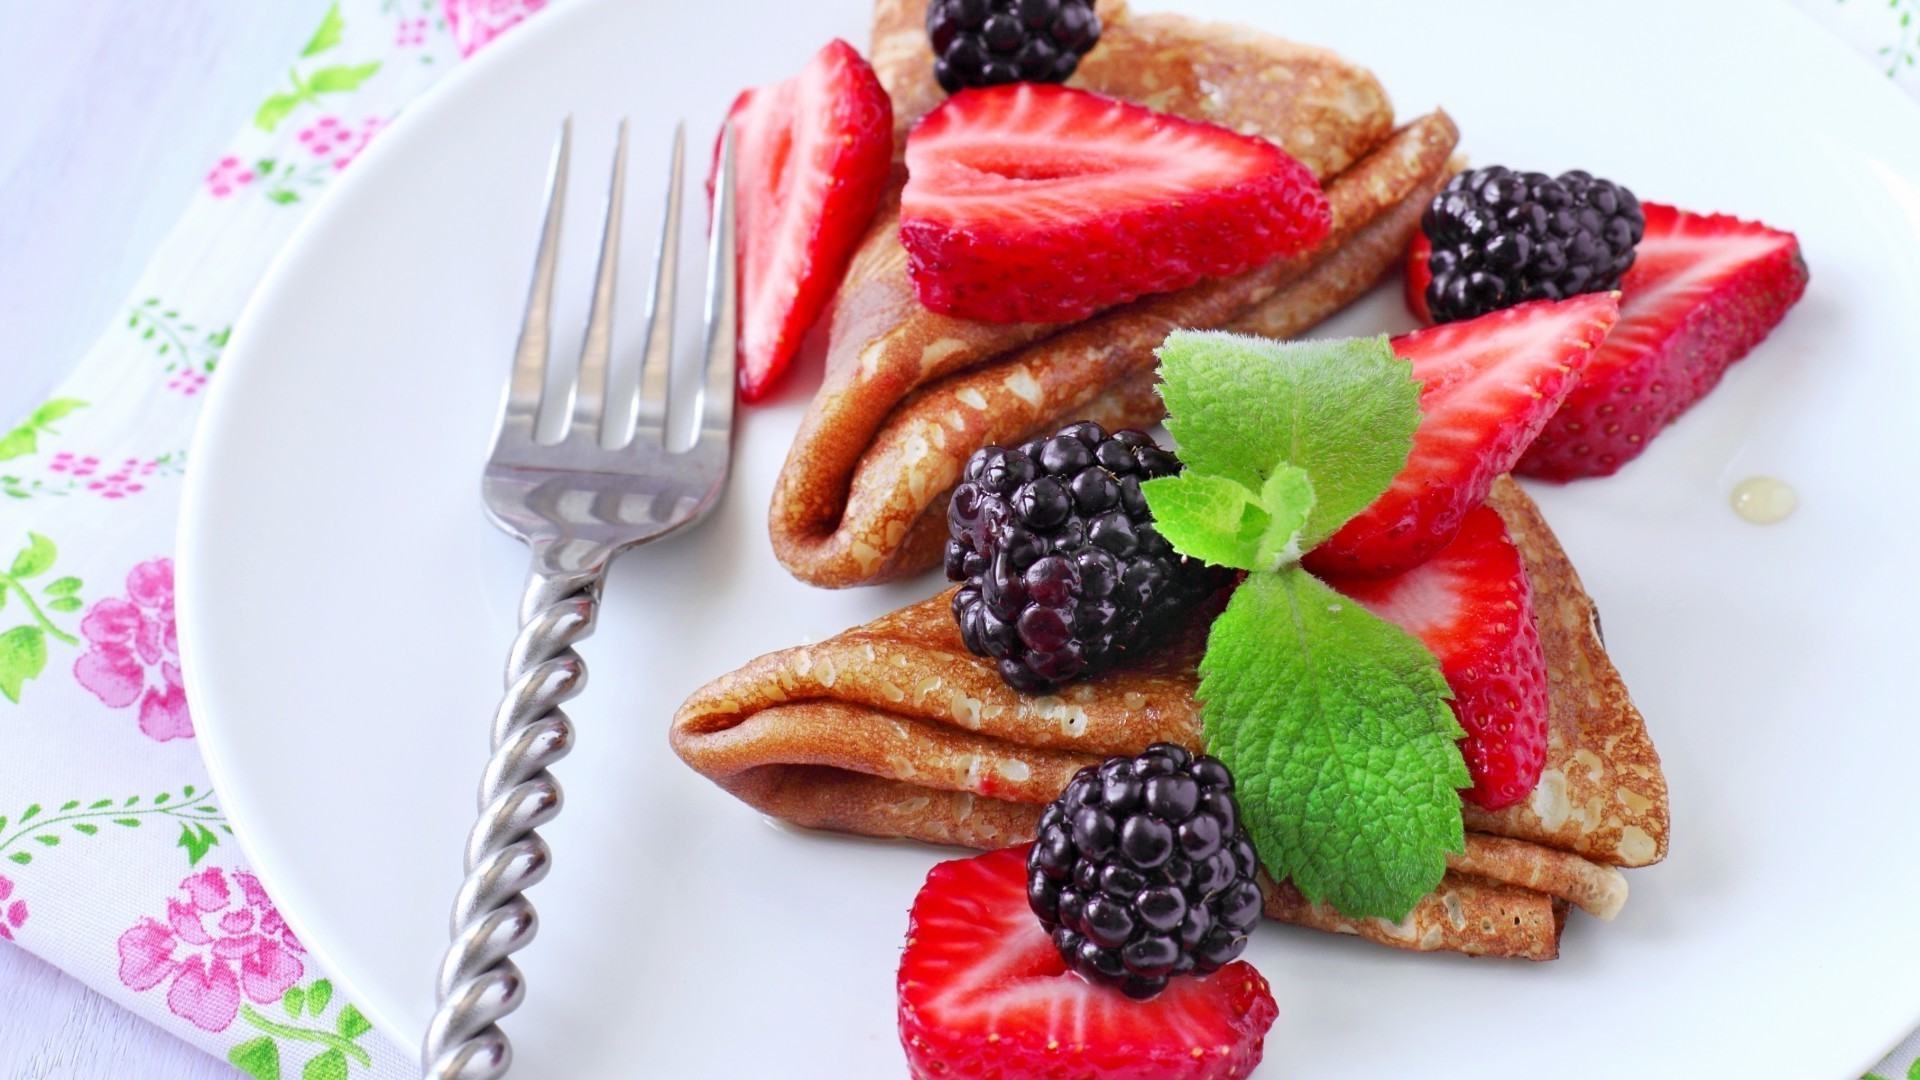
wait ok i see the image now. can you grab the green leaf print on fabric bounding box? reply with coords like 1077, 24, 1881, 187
177, 821, 224, 867
0, 786, 226, 865
126, 300, 228, 376
230, 1037, 282, 1080
1839, 0, 1920, 74
302, 1049, 351, 1080
0, 533, 80, 703
0, 399, 87, 462
255, 2, 384, 132
256, 64, 384, 133
303, 3, 345, 57
238, 983, 376, 1071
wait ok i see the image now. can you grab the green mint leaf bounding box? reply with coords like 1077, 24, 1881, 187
10, 532, 55, 578
301, 3, 344, 57
283, 985, 306, 1019
0, 625, 47, 703
1140, 473, 1269, 571
1255, 465, 1315, 569
43, 576, 81, 596
1156, 331, 1419, 548
1198, 569, 1466, 920
306, 978, 332, 1016
1143, 464, 1316, 572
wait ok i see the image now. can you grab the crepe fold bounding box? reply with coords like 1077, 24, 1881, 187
675, 479, 1670, 960
769, 0, 1458, 588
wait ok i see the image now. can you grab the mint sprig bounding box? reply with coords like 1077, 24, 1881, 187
1144, 330, 1467, 921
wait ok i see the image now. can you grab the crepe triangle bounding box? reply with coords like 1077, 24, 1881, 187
675, 478, 1670, 959
768, 0, 1459, 587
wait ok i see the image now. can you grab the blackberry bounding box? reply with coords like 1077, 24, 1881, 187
926, 0, 1101, 94
1422, 166, 1645, 324
1027, 744, 1263, 1000
946, 422, 1218, 694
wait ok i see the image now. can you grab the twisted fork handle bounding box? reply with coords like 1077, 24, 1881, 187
422, 564, 602, 1080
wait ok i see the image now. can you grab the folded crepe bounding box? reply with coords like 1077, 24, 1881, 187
770, 0, 1459, 587
675, 478, 1670, 960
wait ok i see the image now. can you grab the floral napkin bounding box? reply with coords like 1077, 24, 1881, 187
0, 1, 1915, 1078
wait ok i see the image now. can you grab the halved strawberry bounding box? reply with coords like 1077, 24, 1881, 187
1304, 293, 1620, 579
899, 844, 1278, 1080
900, 83, 1330, 325
1515, 204, 1808, 480
1330, 504, 1550, 810
716, 39, 891, 401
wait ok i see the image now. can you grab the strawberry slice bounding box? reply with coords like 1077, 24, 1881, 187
899, 844, 1278, 1080
716, 39, 892, 401
1403, 205, 1810, 480
1330, 504, 1550, 810
1304, 293, 1620, 579
899, 83, 1330, 325
1515, 204, 1808, 480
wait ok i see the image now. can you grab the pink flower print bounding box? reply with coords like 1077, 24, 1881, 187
0, 876, 27, 941
84, 457, 150, 499
395, 16, 429, 47
168, 370, 209, 396
73, 557, 192, 740
205, 156, 255, 199
297, 116, 357, 159
47, 452, 100, 478
444, 0, 546, 58
117, 867, 305, 1032
332, 117, 387, 171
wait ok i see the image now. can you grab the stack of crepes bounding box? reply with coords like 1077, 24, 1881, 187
677, 0, 1672, 960
769, 0, 1459, 588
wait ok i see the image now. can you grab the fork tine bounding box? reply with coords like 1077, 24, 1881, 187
569, 118, 628, 446
694, 122, 738, 451
494, 117, 571, 452
634, 122, 685, 448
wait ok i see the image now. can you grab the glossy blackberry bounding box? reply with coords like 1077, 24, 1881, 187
946, 422, 1218, 694
1027, 744, 1263, 1000
1422, 166, 1644, 323
926, 0, 1102, 94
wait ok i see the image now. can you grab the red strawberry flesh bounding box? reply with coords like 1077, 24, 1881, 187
899, 844, 1278, 1080
900, 83, 1330, 324
717, 39, 891, 401
1305, 293, 1619, 579
1331, 503, 1550, 810
1516, 202, 1808, 480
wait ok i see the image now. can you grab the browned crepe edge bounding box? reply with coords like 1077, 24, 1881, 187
771, 112, 1457, 587
1468, 480, 1671, 867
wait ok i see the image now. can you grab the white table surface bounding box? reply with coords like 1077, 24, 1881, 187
0, 4, 327, 1076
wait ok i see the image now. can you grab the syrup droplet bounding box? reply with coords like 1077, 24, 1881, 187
1731, 476, 1797, 525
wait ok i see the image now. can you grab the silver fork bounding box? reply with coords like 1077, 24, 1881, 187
421, 117, 738, 1080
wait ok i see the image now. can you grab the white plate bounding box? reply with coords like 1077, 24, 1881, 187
178, 0, 1920, 1075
